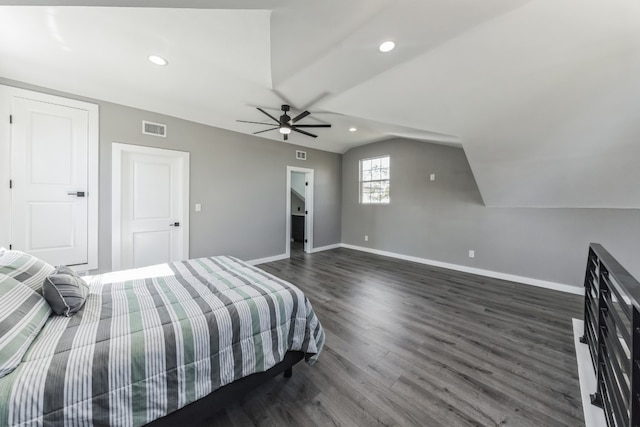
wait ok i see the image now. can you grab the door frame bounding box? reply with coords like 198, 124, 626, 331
286, 166, 314, 257
111, 142, 190, 271
0, 85, 99, 271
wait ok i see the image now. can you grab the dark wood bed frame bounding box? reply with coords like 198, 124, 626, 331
147, 351, 305, 426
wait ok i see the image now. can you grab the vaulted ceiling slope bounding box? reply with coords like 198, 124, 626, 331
1, 0, 638, 208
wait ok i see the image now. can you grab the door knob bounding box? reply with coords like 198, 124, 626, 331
169, 222, 180, 227
67, 191, 86, 197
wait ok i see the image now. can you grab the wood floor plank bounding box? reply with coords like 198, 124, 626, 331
202, 247, 584, 426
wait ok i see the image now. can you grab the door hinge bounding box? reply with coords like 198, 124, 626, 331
305, 210, 308, 214
305, 182, 308, 186
8, 180, 12, 189
8, 244, 12, 250
9, 115, 12, 124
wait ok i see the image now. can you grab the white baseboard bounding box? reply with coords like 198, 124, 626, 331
246, 253, 289, 265
572, 319, 606, 427
246, 243, 341, 265
311, 243, 342, 253
244, 243, 584, 296
341, 243, 584, 295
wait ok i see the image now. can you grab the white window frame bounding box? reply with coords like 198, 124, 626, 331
359, 155, 390, 204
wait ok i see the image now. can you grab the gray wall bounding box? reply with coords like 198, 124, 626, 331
1, 78, 342, 272
5, 76, 638, 288
342, 138, 640, 288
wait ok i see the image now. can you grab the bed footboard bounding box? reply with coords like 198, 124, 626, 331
147, 351, 305, 426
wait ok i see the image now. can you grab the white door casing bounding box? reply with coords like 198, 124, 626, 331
112, 143, 189, 270
286, 166, 314, 257
0, 86, 99, 270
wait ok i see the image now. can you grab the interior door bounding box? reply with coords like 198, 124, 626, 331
10, 96, 89, 266
118, 146, 188, 269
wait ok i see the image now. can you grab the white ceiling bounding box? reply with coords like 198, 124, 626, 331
1, 0, 639, 208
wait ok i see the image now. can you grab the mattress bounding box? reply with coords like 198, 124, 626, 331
0, 256, 324, 426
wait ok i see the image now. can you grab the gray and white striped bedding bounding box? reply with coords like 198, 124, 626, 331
0, 256, 325, 426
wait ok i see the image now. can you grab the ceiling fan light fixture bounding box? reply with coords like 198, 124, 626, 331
148, 55, 168, 66
379, 41, 396, 53
279, 126, 292, 135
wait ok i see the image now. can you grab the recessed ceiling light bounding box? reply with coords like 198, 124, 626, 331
379, 41, 396, 53
148, 55, 168, 66
349, 127, 357, 132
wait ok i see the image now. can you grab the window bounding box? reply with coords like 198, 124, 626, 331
360, 155, 390, 204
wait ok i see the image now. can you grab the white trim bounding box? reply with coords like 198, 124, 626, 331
310, 243, 342, 253
0, 86, 12, 251
111, 143, 190, 271
246, 253, 289, 266
572, 319, 607, 427
87, 101, 99, 271
286, 166, 314, 257
341, 243, 584, 295
0, 85, 99, 271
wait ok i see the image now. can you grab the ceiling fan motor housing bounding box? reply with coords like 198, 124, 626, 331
280, 105, 291, 125
280, 114, 292, 125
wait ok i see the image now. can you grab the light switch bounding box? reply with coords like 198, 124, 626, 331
195, 203, 201, 212
430, 174, 436, 181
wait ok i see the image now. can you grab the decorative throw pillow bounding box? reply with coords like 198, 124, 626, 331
0, 274, 52, 378
42, 266, 89, 317
0, 250, 55, 293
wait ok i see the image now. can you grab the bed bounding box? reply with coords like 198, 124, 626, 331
0, 253, 325, 426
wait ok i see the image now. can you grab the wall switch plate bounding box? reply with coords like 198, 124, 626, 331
364, 235, 369, 242
195, 203, 201, 212
430, 173, 436, 181
468, 250, 475, 258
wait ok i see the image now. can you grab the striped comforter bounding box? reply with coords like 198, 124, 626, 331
0, 256, 325, 426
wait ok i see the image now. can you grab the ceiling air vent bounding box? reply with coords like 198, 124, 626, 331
142, 120, 167, 138
296, 150, 307, 160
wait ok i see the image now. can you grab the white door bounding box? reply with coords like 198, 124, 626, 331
112, 144, 189, 270
10, 96, 90, 266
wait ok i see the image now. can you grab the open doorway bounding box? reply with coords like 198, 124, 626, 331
286, 166, 313, 257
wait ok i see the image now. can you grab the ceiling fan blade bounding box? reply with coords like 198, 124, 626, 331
292, 127, 317, 138
253, 127, 279, 135
292, 124, 332, 128
291, 110, 311, 123
284, 134, 288, 141
257, 107, 281, 124
237, 120, 276, 126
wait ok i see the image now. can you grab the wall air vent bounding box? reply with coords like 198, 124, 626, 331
142, 120, 167, 138
296, 150, 307, 160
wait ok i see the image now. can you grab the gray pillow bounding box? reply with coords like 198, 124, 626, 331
42, 266, 89, 317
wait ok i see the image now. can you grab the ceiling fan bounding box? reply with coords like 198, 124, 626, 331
237, 104, 331, 141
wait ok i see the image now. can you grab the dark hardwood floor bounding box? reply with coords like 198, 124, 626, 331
206, 248, 584, 426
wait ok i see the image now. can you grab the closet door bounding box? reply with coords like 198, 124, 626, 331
10, 96, 90, 266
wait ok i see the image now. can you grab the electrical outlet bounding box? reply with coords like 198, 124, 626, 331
195, 203, 201, 212
430, 173, 436, 181
468, 250, 475, 258
364, 235, 369, 242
